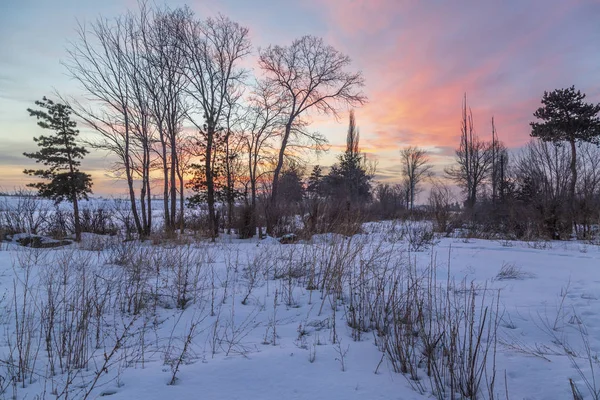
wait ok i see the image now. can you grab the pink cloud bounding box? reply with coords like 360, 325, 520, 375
304, 0, 595, 164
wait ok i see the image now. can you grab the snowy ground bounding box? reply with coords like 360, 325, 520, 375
0, 222, 599, 399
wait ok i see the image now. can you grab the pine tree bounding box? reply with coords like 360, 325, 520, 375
323, 111, 371, 205
530, 86, 600, 232
278, 165, 305, 204
306, 165, 323, 198
24, 97, 92, 242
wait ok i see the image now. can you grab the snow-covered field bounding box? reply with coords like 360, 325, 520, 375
0, 220, 599, 399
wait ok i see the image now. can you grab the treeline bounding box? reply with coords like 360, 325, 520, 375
252, 85, 600, 243
19, 2, 600, 242
440, 88, 600, 241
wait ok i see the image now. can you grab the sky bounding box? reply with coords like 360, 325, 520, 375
1, 0, 599, 195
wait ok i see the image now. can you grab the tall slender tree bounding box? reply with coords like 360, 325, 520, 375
24, 97, 92, 242
446, 94, 493, 209
180, 14, 251, 239
242, 80, 286, 236
259, 35, 366, 233
65, 12, 144, 237
322, 111, 372, 205
64, 4, 191, 238
489, 117, 509, 205
400, 146, 433, 209
139, 5, 189, 234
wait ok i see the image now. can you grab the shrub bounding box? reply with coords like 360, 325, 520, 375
495, 262, 534, 281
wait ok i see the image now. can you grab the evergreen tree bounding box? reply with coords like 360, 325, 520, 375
530, 86, 600, 231
186, 162, 243, 208
186, 121, 244, 236
323, 111, 371, 205
306, 165, 323, 198
278, 164, 305, 204
24, 97, 92, 242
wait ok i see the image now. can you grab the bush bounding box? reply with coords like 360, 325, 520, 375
0, 191, 50, 235
79, 204, 119, 235
404, 220, 437, 252
237, 204, 255, 239
16, 235, 71, 248
495, 262, 534, 281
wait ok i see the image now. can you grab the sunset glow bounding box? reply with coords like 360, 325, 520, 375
1, 0, 599, 194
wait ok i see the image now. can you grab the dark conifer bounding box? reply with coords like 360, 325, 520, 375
322, 111, 371, 205
531, 86, 600, 232
24, 97, 92, 242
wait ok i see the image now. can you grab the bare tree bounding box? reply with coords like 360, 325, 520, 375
139, 5, 190, 233
243, 81, 285, 221
122, 5, 158, 237
180, 14, 251, 238
489, 117, 509, 205
445, 94, 493, 209
400, 146, 433, 210
222, 88, 247, 234
514, 139, 572, 238
576, 144, 600, 238
428, 179, 455, 233
374, 183, 405, 219
516, 140, 571, 202
513, 139, 600, 239
64, 4, 194, 238
65, 2, 190, 236
258, 35, 366, 234
64, 14, 146, 236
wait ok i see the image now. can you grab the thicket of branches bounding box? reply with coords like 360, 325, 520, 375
438, 88, 600, 242
59, 2, 365, 240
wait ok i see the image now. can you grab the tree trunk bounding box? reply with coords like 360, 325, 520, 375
177, 160, 185, 235
227, 195, 234, 235
570, 138, 578, 237
206, 124, 217, 239
469, 186, 477, 210
146, 168, 152, 237
268, 122, 292, 235
125, 159, 143, 237
140, 186, 147, 235
64, 126, 83, 242
124, 116, 143, 236
248, 153, 258, 238
226, 164, 234, 235
144, 140, 152, 237
250, 180, 257, 238
170, 142, 177, 233
160, 134, 171, 230
73, 196, 81, 242
140, 148, 148, 237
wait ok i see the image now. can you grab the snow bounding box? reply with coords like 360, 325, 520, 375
0, 222, 599, 399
